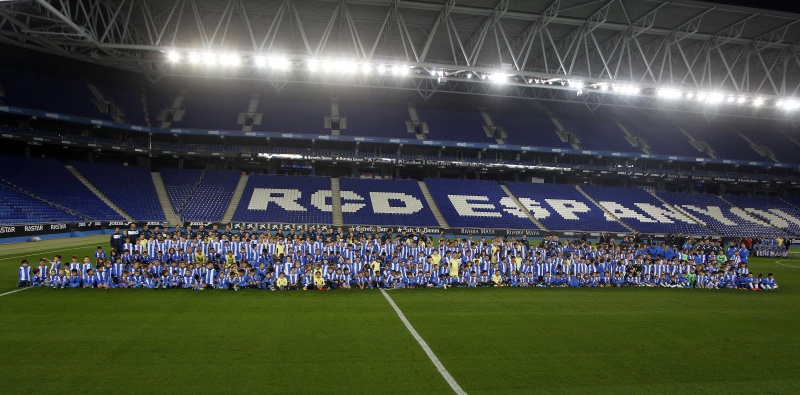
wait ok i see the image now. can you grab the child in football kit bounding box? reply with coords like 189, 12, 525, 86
18, 260, 31, 287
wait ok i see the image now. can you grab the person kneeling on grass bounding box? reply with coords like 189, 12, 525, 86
491, 270, 504, 287
313, 271, 327, 291
276, 272, 288, 291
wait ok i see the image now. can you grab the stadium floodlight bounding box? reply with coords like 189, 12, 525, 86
781, 100, 800, 110
202, 53, 217, 66
322, 60, 336, 73
167, 51, 180, 63
753, 97, 765, 107
737, 96, 747, 104
657, 88, 681, 99
613, 85, 639, 95
219, 54, 240, 67
726, 96, 735, 103
569, 80, 584, 90
360, 63, 371, 74
344, 61, 358, 73
268, 56, 290, 70
686, 92, 696, 99
377, 64, 387, 74
600, 84, 609, 91
253, 56, 267, 68
696, 92, 707, 101
307, 59, 320, 72
706, 93, 724, 104
187, 53, 201, 64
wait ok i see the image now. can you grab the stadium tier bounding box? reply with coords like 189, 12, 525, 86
504, 183, 628, 232
718, 195, 800, 237
655, 191, 785, 237
416, 106, 494, 143
338, 100, 409, 139
160, 168, 240, 222
0, 185, 83, 223
0, 155, 122, 221
610, 108, 705, 157
549, 102, 633, 152
490, 110, 569, 148
338, 178, 439, 226
71, 161, 165, 221
232, 175, 333, 224
423, 178, 538, 229
579, 185, 710, 235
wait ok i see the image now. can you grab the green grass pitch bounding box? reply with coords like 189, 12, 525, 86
1, 235, 799, 394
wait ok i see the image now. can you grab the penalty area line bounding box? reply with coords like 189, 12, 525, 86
775, 260, 800, 269
380, 289, 467, 395
0, 287, 33, 298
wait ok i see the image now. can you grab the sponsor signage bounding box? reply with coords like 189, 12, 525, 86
0, 222, 103, 238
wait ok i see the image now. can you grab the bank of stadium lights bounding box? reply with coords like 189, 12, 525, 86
612, 84, 640, 95
777, 100, 800, 111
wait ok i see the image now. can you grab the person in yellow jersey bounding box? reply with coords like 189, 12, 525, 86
431, 249, 441, 266
491, 270, 504, 287
275, 238, 285, 257
448, 253, 461, 277
313, 271, 327, 290
193, 247, 206, 267
275, 272, 288, 291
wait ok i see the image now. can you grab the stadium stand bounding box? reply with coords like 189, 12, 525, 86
656, 191, 784, 237
0, 184, 83, 223
490, 109, 570, 148
231, 175, 333, 224
609, 108, 705, 157
71, 161, 165, 221
503, 183, 628, 232
579, 185, 710, 235
416, 106, 494, 143
547, 102, 633, 152
722, 195, 800, 236
338, 100, 409, 139
0, 155, 122, 220
423, 178, 538, 229
338, 178, 439, 226
258, 94, 329, 134
160, 168, 240, 222
673, 114, 766, 162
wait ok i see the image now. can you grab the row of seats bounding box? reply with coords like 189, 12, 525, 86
232, 175, 333, 224
339, 178, 439, 227
71, 161, 165, 221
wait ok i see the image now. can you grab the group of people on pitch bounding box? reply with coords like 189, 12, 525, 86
15, 231, 779, 291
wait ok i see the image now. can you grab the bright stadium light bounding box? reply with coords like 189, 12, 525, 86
322, 60, 336, 73
360, 63, 372, 74
344, 61, 358, 73
686, 92, 696, 99
737, 96, 747, 104
219, 54, 240, 67
253, 56, 267, 67
781, 100, 800, 110
707, 93, 724, 104
202, 53, 217, 66
307, 59, 320, 72
726, 96, 735, 103
696, 92, 707, 101
753, 97, 765, 106
188, 52, 201, 64
167, 51, 181, 63
377, 64, 387, 74
657, 88, 681, 99
613, 85, 639, 95
268, 56, 290, 70
569, 80, 584, 90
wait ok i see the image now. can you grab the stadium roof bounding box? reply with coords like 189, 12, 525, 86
1, 0, 799, 119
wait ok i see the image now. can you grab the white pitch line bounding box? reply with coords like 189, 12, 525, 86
380, 289, 467, 395
775, 260, 800, 269
0, 287, 33, 298
0, 241, 103, 261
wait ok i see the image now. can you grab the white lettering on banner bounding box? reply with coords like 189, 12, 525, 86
633, 203, 703, 225
248, 189, 306, 211
769, 209, 800, 227
499, 197, 529, 218
743, 208, 789, 228
0, 226, 16, 233
680, 205, 737, 226
25, 225, 44, 232
544, 199, 590, 220
370, 192, 423, 214
447, 195, 502, 217
598, 202, 657, 223
517, 198, 551, 219
50, 224, 67, 230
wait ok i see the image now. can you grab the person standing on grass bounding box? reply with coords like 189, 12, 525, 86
110, 227, 124, 254
18, 260, 31, 287
739, 243, 749, 267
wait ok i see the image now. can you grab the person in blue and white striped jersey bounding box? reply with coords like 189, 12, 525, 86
18, 260, 31, 287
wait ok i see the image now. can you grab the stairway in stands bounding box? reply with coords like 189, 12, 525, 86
418, 181, 449, 228
575, 185, 635, 232
500, 184, 547, 230
67, 165, 134, 222
644, 188, 716, 235
221, 174, 249, 224
151, 172, 182, 226
331, 178, 343, 226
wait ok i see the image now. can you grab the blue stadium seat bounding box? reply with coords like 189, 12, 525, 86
72, 161, 165, 221
423, 178, 537, 229
232, 175, 333, 224
339, 178, 439, 226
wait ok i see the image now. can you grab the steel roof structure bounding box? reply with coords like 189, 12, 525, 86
1, 0, 799, 119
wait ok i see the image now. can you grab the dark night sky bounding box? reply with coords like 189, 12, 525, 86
699, 0, 800, 13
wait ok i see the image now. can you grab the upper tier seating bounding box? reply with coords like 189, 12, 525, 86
232, 175, 333, 224
72, 161, 165, 221
339, 178, 439, 226
0, 155, 122, 220
504, 182, 628, 232
656, 191, 784, 237
579, 185, 710, 235
423, 178, 538, 229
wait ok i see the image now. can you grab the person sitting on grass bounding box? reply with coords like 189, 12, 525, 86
313, 271, 327, 291
276, 272, 288, 291
760, 273, 778, 291
491, 270, 504, 287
